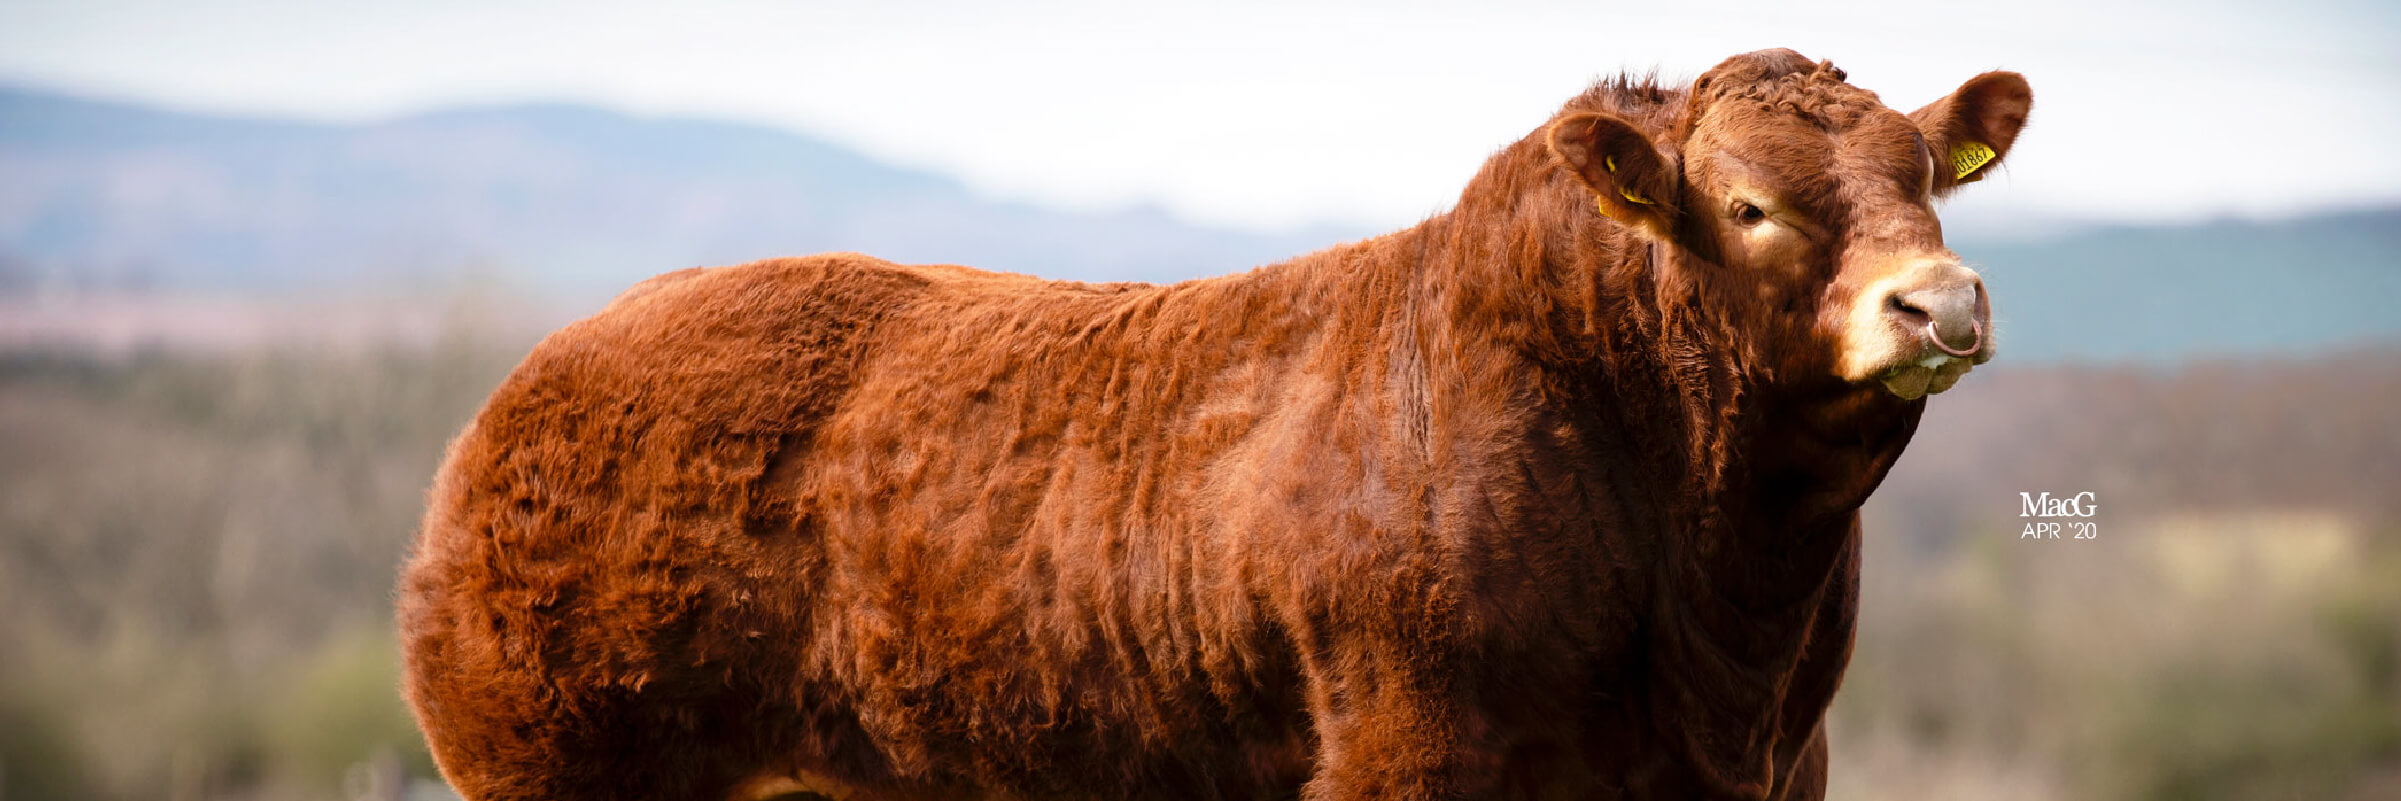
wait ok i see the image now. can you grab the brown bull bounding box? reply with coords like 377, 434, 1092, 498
399, 48, 2031, 800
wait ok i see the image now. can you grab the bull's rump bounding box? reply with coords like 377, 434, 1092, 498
400, 253, 1335, 796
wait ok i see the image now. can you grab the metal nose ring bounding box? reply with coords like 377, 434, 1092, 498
1926, 318, 1982, 357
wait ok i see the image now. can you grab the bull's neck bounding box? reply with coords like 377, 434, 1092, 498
1390, 128, 1923, 798
1396, 134, 1921, 552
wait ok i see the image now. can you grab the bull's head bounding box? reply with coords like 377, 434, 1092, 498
1548, 49, 2031, 400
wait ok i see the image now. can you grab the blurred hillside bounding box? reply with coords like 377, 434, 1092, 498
0, 86, 1351, 293
1967, 211, 2401, 362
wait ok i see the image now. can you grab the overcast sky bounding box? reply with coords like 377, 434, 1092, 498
3, 0, 2396, 232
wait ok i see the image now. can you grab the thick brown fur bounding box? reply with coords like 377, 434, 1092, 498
399, 49, 2029, 800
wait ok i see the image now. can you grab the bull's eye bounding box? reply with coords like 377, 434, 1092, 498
1733, 202, 1768, 226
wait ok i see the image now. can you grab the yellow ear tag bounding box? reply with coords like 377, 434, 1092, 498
1950, 141, 1997, 180
1602, 154, 1655, 206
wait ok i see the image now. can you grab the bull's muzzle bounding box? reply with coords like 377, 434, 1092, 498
1886, 280, 1988, 360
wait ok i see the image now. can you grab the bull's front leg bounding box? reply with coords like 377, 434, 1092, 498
1768, 725, 1829, 801
1298, 639, 1494, 801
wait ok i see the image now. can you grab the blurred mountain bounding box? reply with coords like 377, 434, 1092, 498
0, 86, 1357, 293
1956, 208, 2401, 362
2, 86, 2397, 362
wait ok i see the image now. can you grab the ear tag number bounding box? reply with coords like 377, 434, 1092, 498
1951, 141, 1998, 180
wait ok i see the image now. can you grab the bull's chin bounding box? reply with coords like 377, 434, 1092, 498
1872, 357, 1974, 400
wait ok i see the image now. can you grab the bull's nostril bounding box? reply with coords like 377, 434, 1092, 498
1886, 293, 1928, 320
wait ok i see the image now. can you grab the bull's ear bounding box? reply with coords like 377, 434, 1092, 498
1548, 111, 1678, 240
1909, 71, 2032, 195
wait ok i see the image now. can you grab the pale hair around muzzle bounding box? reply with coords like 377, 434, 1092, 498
1837, 258, 1992, 399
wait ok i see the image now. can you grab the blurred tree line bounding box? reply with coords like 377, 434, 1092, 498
0, 332, 523, 801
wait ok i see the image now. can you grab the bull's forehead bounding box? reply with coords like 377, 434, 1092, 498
1832, 110, 1936, 200
1690, 102, 1932, 219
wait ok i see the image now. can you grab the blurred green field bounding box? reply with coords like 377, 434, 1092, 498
2, 334, 2395, 800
